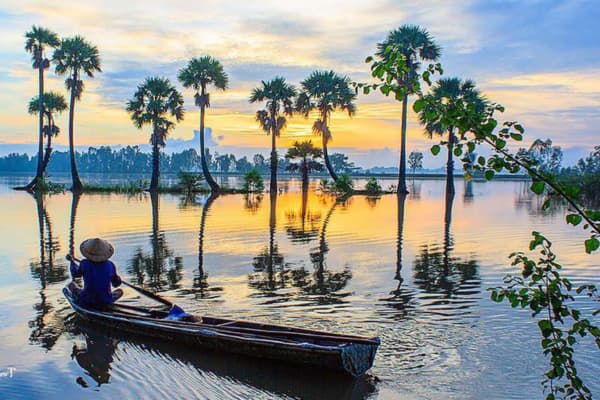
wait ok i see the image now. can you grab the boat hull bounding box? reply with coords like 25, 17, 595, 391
63, 287, 379, 377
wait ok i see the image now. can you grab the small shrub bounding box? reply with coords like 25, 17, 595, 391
243, 169, 264, 192
332, 174, 354, 195
36, 177, 65, 194
365, 177, 382, 195
178, 171, 203, 194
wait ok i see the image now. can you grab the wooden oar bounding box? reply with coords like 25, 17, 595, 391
66, 254, 188, 317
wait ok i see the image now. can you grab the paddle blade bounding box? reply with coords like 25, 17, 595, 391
165, 304, 191, 321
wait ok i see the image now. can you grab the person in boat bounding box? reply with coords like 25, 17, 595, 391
68, 238, 123, 308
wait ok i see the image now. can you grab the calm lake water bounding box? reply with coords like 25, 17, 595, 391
0, 176, 598, 400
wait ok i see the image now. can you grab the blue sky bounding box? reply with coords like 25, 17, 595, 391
0, 0, 598, 167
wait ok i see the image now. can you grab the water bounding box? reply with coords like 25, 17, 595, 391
0, 176, 598, 399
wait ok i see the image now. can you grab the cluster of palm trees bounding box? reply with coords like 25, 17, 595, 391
126, 65, 357, 193
22, 26, 101, 193
22, 24, 486, 197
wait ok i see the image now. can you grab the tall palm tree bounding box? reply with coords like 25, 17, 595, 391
417, 78, 486, 196
178, 56, 228, 193
296, 70, 356, 182
126, 77, 184, 191
285, 140, 323, 190
53, 35, 101, 193
23, 26, 60, 191
376, 25, 441, 194
249, 77, 296, 193
28, 92, 68, 174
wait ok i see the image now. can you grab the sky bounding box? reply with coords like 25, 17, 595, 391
0, 0, 599, 168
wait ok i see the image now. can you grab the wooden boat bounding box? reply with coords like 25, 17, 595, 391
63, 285, 379, 377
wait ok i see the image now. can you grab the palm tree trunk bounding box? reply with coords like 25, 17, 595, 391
68, 71, 83, 193
446, 127, 456, 196
270, 123, 278, 193
199, 91, 220, 193
24, 64, 45, 191
397, 94, 409, 194
41, 113, 53, 174
150, 126, 160, 191
322, 116, 338, 181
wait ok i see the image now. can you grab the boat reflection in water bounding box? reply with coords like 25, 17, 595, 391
67, 316, 377, 399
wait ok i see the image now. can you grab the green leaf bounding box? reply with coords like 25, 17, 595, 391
514, 124, 524, 133
413, 98, 426, 113
477, 156, 485, 166
365, 56, 374, 63
431, 145, 441, 156
566, 214, 583, 226
467, 142, 475, 153
496, 138, 507, 150
510, 133, 523, 141
381, 86, 391, 96
564, 185, 581, 199
584, 237, 599, 254
531, 181, 545, 195
485, 170, 495, 180
363, 86, 370, 95
538, 320, 553, 338
453, 146, 463, 157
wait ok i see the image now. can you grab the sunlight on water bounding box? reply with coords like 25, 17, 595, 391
0, 177, 598, 400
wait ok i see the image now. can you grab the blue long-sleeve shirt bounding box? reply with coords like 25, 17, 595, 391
70, 259, 122, 308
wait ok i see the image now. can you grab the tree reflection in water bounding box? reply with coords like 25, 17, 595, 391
249, 193, 353, 304
127, 192, 183, 292
243, 192, 263, 214
296, 199, 352, 304
413, 190, 480, 301
284, 186, 321, 243
249, 191, 291, 296
28, 193, 69, 350
379, 194, 417, 318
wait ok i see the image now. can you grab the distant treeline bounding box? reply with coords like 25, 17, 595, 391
0, 146, 360, 175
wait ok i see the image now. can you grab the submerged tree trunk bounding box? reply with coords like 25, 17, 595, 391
69, 192, 81, 257
395, 193, 407, 282
196, 193, 219, 296
199, 87, 220, 193
68, 71, 83, 193
397, 94, 409, 195
446, 127, 456, 196
270, 122, 278, 194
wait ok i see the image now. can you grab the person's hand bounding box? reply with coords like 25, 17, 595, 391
66, 254, 72, 261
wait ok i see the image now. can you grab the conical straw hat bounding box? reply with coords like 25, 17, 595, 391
80, 238, 114, 262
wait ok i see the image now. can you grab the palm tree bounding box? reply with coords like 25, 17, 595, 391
126, 77, 184, 191
296, 70, 356, 182
417, 78, 486, 196
285, 140, 323, 190
178, 56, 228, 193
249, 77, 297, 193
28, 92, 68, 174
23, 26, 60, 191
53, 35, 101, 193
376, 25, 441, 194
